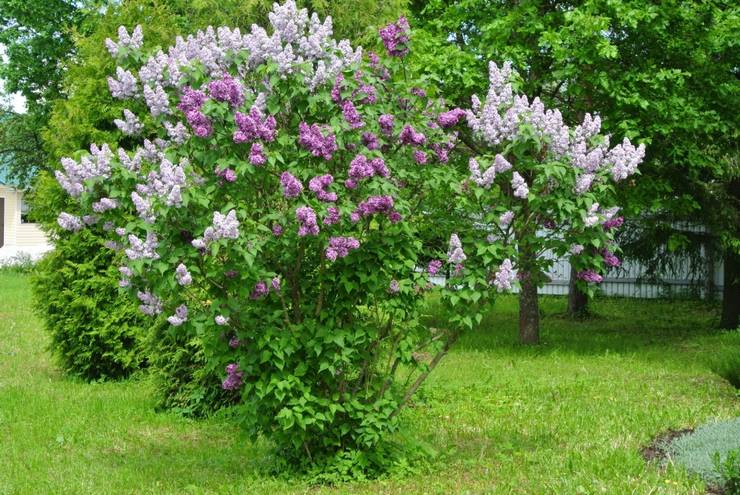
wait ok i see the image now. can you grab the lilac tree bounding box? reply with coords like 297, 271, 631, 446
448, 61, 645, 343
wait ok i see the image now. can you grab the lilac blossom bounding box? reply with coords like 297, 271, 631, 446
105, 25, 143, 57
325, 236, 360, 261
602, 216, 624, 231
361, 132, 380, 150
577, 270, 603, 283
499, 211, 514, 227
144, 84, 170, 116
207, 74, 244, 107
346, 155, 389, 188
511, 172, 529, 199
272, 223, 283, 236
137, 290, 163, 316
215, 315, 229, 326
281, 172, 304, 198
175, 263, 192, 285
296, 206, 319, 236
309, 174, 337, 201
389, 279, 400, 294
57, 212, 83, 231
341, 100, 364, 129
584, 203, 600, 227
200, 210, 240, 243
297, 122, 338, 160
125, 233, 160, 260
167, 305, 189, 326
447, 233, 467, 264
570, 244, 585, 255
575, 173, 595, 194
222, 363, 243, 391
271, 277, 281, 291
352, 195, 398, 222
92, 198, 118, 213
108, 67, 138, 99
427, 259, 443, 276
229, 337, 240, 349
493, 259, 515, 292
323, 206, 341, 225
414, 151, 428, 165
249, 143, 267, 165
399, 125, 426, 146
114, 109, 143, 135
234, 107, 277, 143
250, 281, 269, 299
379, 17, 410, 57
600, 248, 621, 268
468, 158, 496, 188
437, 108, 466, 128
378, 114, 394, 135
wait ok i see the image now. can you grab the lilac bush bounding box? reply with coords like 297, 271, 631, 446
53, 1, 479, 468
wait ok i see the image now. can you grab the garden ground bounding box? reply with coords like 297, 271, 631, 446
0, 271, 737, 494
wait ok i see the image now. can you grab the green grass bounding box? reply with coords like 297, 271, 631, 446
0, 271, 738, 494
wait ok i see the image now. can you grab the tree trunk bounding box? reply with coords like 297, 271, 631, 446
719, 249, 739, 329
567, 266, 589, 317
519, 271, 540, 344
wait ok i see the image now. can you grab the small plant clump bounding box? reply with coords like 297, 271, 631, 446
668, 418, 740, 492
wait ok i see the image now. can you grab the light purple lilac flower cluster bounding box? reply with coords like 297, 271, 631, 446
125, 232, 160, 260
56, 144, 113, 197
250, 143, 267, 165
105, 25, 143, 57
144, 84, 170, 116
175, 263, 192, 285
192, 210, 240, 248
167, 305, 189, 326
427, 259, 443, 275
399, 125, 426, 146
298, 122, 338, 160
137, 290, 163, 316
447, 234, 467, 264
325, 236, 360, 261
57, 212, 83, 231
346, 155, 389, 189
309, 174, 337, 201
378, 114, 394, 135
323, 206, 341, 225
499, 210, 514, 227
511, 172, 529, 199
108, 67, 138, 99
493, 259, 515, 292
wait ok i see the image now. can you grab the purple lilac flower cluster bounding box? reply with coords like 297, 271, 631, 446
177, 87, 212, 137
216, 167, 238, 183
511, 172, 529, 199
437, 108, 466, 128
600, 248, 621, 268
281, 172, 304, 198
296, 206, 319, 236
105, 25, 143, 57
341, 100, 364, 129
222, 363, 243, 391
309, 174, 337, 201
192, 210, 240, 248
379, 17, 410, 57
361, 132, 380, 150
602, 216, 624, 231
114, 109, 143, 135
378, 114, 394, 135
250, 281, 269, 299
207, 74, 244, 107
250, 143, 267, 165
298, 122, 338, 160
346, 155, 390, 189
57, 212, 83, 231
323, 206, 341, 225
108, 67, 138, 99
325, 236, 360, 261
144, 84, 170, 116
399, 125, 426, 146
577, 270, 603, 283
234, 107, 277, 143
427, 259, 443, 276
351, 195, 400, 223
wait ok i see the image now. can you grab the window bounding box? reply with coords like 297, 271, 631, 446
20, 199, 31, 223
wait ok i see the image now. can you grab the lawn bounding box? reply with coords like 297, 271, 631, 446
0, 271, 737, 494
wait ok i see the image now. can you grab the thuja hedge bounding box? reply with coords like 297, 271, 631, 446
47, 0, 642, 473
